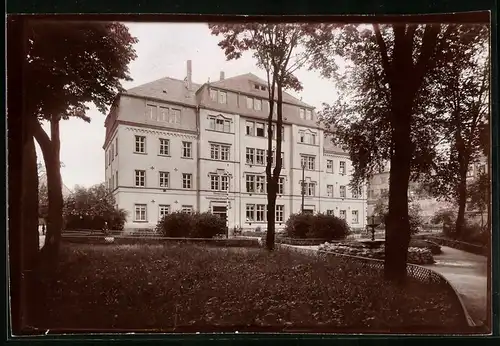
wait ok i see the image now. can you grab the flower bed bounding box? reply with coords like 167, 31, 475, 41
318, 242, 435, 265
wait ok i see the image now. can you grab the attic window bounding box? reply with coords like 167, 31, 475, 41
254, 84, 266, 91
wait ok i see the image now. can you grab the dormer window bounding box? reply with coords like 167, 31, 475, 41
254, 84, 267, 91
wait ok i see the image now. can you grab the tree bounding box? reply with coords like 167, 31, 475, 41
63, 183, 128, 231
421, 27, 489, 237
209, 23, 334, 250
25, 20, 137, 259
467, 171, 489, 230
317, 23, 487, 282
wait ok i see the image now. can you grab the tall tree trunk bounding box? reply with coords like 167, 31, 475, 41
34, 117, 64, 261
384, 100, 412, 282
455, 156, 468, 238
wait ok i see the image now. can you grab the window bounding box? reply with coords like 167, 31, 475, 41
311, 133, 317, 145
215, 118, 224, 131
135, 136, 146, 153
306, 109, 313, 120
246, 174, 256, 192
135, 170, 145, 187
182, 173, 192, 189
182, 141, 192, 158
111, 174, 114, 189
182, 205, 193, 214
210, 89, 217, 102
276, 205, 284, 222
352, 210, 359, 224
327, 185, 334, 197
339, 210, 346, 220
327, 210, 334, 216
327, 160, 333, 173
301, 155, 316, 170
280, 152, 285, 168
256, 176, 265, 193
256, 204, 265, 221
111, 143, 114, 159
299, 108, 305, 119
218, 91, 227, 104
210, 174, 220, 191
115, 137, 118, 156
352, 187, 362, 199
170, 109, 181, 124
246, 204, 255, 222
159, 205, 170, 220
158, 107, 169, 122
340, 185, 346, 198
256, 122, 265, 137
221, 175, 229, 191
246, 121, 255, 136
306, 182, 316, 196
134, 204, 147, 222
210, 143, 230, 161
299, 131, 305, 143
256, 149, 265, 165
146, 104, 157, 120
246, 148, 255, 164
246, 96, 253, 109
208, 116, 231, 133
254, 99, 262, 111
339, 161, 346, 175
278, 177, 285, 194
159, 138, 170, 156
159, 171, 169, 188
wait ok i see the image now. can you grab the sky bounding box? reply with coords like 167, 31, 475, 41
36, 23, 339, 189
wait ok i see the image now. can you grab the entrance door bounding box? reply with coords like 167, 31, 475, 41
212, 206, 227, 222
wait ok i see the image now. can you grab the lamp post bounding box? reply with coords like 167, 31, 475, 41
301, 160, 306, 213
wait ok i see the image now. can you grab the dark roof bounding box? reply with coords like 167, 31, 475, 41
323, 135, 348, 155
125, 77, 201, 107
208, 73, 312, 108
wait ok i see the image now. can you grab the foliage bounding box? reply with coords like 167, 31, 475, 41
467, 171, 489, 216
209, 23, 335, 250
26, 21, 137, 256
156, 212, 226, 238
372, 190, 424, 235
38, 182, 48, 219
284, 213, 350, 241
63, 183, 127, 230
37, 243, 465, 331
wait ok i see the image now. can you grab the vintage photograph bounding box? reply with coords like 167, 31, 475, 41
7, 14, 492, 335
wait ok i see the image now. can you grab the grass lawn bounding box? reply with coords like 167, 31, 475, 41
34, 243, 466, 333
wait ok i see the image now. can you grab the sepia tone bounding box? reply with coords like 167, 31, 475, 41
7, 15, 492, 336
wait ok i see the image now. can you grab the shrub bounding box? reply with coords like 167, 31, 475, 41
155, 212, 226, 238
284, 213, 350, 241
64, 208, 127, 231
190, 212, 227, 238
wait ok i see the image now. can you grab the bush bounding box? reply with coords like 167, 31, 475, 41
64, 208, 127, 231
156, 212, 226, 238
284, 213, 350, 241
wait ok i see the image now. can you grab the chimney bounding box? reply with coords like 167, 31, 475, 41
186, 60, 192, 90
220, 71, 225, 81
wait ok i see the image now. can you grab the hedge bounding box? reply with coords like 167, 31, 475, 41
284, 213, 350, 241
155, 211, 227, 238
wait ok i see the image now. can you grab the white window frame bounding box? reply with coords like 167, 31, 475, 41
246, 147, 255, 164
246, 121, 255, 136
276, 205, 284, 222
327, 160, 333, 173
254, 98, 262, 111
181, 205, 193, 214
246, 204, 255, 222
339, 161, 346, 175
255, 122, 265, 137
134, 204, 147, 222
340, 185, 346, 198
135, 170, 146, 187
159, 138, 170, 156
182, 141, 192, 158
278, 177, 285, 194
306, 182, 316, 197
210, 174, 220, 191
210, 88, 218, 102
256, 204, 266, 221
299, 108, 305, 119
135, 135, 146, 154
159, 171, 169, 188
340, 210, 346, 220
159, 205, 170, 220
246, 174, 256, 193
327, 185, 334, 198
182, 173, 192, 189
352, 210, 359, 224
301, 155, 316, 170
218, 91, 227, 104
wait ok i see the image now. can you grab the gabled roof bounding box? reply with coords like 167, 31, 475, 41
323, 135, 348, 155
207, 73, 313, 108
125, 77, 201, 107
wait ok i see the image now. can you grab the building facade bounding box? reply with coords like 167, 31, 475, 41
103, 61, 367, 232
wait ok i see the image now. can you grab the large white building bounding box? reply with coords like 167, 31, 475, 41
103, 61, 367, 232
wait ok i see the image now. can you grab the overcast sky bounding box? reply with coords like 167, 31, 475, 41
36, 22, 339, 189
